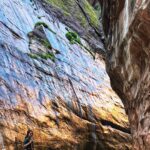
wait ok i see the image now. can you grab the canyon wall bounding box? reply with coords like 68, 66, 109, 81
0, 0, 132, 149
101, 0, 150, 149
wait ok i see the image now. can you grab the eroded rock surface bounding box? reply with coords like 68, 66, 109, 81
101, 0, 150, 149
41, 0, 105, 55
0, 0, 131, 149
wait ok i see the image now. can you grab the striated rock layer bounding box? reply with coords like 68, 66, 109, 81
101, 0, 150, 149
0, 0, 131, 149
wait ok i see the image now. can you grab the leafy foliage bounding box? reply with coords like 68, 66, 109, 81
28, 52, 55, 62
65, 31, 81, 45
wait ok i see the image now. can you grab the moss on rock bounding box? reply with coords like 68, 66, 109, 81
35, 22, 49, 28
40, 39, 52, 49
45, 0, 99, 28
38, 52, 55, 61
28, 53, 39, 59
34, 22, 56, 34
82, 0, 99, 28
28, 52, 55, 62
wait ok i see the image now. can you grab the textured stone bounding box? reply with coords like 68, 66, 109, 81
0, 0, 131, 149
101, 0, 150, 149
42, 0, 105, 55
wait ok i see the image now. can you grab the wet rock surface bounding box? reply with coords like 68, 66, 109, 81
0, 0, 131, 149
101, 0, 150, 149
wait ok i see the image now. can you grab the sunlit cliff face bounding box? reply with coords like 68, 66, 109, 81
101, 0, 150, 149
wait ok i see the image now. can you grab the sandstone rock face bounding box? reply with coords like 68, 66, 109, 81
41, 0, 105, 55
0, 0, 131, 149
101, 0, 150, 149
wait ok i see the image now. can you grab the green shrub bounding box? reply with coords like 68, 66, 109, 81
65, 32, 72, 41
75, 37, 81, 44
65, 31, 81, 45
38, 53, 55, 62
70, 32, 78, 39
28, 53, 38, 59
28, 52, 55, 62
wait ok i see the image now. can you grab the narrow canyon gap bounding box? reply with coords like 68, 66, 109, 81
100, 0, 150, 149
